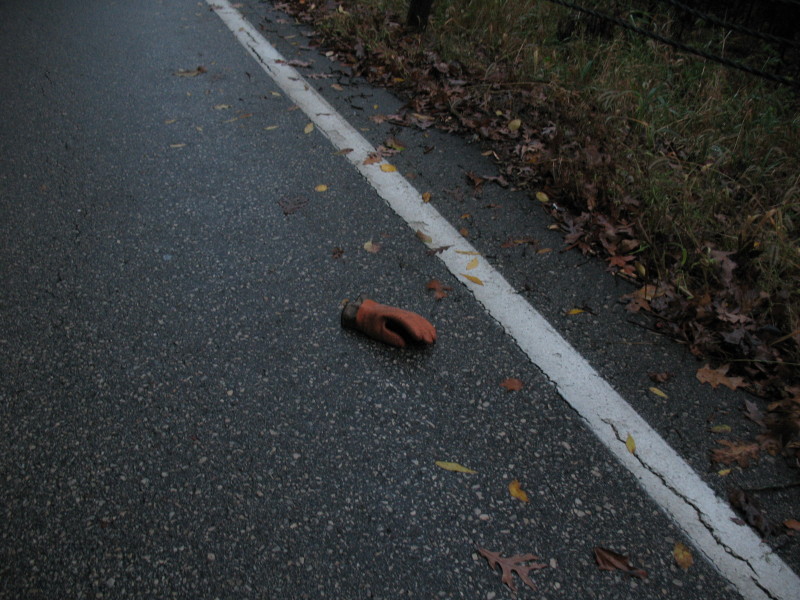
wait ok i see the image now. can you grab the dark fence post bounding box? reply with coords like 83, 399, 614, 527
407, 0, 434, 30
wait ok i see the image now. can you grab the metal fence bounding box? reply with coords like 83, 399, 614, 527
541, 0, 800, 88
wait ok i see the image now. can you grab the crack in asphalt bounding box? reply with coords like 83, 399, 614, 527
601, 417, 781, 600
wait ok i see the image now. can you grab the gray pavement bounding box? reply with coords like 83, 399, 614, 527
0, 0, 794, 598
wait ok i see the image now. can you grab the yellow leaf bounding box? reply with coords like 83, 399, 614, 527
461, 274, 484, 286
421, 192, 432, 203
363, 240, 381, 253
535, 191, 549, 203
626, 434, 636, 454
717, 468, 732, 476
649, 386, 668, 398
415, 230, 432, 244
537, 248, 552, 254
271, 91, 281, 96
304, 122, 314, 134
435, 461, 476, 474
508, 118, 522, 131
455, 250, 481, 255
264, 125, 279, 131
673, 543, 693, 570
380, 163, 397, 172
710, 424, 731, 433
314, 184, 328, 192
508, 479, 530, 502
466, 257, 479, 270
566, 308, 585, 316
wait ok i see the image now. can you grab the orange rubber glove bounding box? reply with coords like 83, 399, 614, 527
341, 296, 437, 348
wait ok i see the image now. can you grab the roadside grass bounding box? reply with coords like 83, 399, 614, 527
313, 0, 800, 372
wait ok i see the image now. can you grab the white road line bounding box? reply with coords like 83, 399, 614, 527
207, 2, 799, 598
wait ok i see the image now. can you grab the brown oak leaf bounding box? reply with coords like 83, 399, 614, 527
696, 364, 746, 391
711, 439, 759, 467
593, 547, 647, 579
500, 377, 524, 392
476, 546, 548, 593
729, 488, 775, 537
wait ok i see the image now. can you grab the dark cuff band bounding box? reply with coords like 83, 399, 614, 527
341, 295, 365, 330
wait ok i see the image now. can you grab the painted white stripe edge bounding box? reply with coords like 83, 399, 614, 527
207, 2, 799, 598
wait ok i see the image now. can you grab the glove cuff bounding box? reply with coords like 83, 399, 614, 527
341, 295, 366, 330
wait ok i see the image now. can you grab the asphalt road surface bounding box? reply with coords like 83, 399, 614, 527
1, 1, 797, 599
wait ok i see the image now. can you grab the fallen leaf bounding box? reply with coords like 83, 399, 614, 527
784, 519, 800, 532
710, 424, 732, 433
363, 153, 382, 166
717, 468, 732, 476
435, 461, 476, 474
626, 434, 636, 454
728, 488, 774, 537
421, 192, 432, 203
501, 237, 538, 248
476, 546, 547, 593
508, 479, 530, 502
535, 191, 549, 203
314, 184, 328, 192
500, 378, 523, 392
566, 308, 585, 316
648, 371, 671, 383
415, 230, 432, 244
277, 196, 309, 215
174, 66, 207, 77
331, 247, 344, 259
459, 227, 469, 237
304, 122, 314, 134
508, 118, 522, 131
649, 387, 668, 398
455, 250, 481, 255
264, 125, 279, 131
385, 136, 405, 151
536, 248, 552, 254
673, 543, 693, 570
164, 118, 177, 124
696, 364, 746, 391
462, 273, 483, 285
593, 547, 647, 579
333, 148, 353, 156
711, 439, 759, 467
363, 240, 381, 253
169, 143, 186, 149
224, 112, 253, 123
331, 83, 344, 91
426, 279, 452, 300
380, 163, 397, 172
466, 257, 479, 270
214, 104, 232, 110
